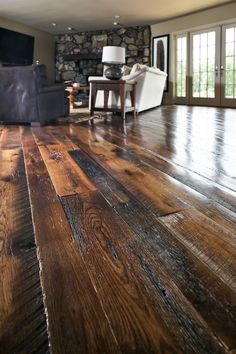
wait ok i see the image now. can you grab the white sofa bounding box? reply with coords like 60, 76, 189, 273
88, 64, 167, 113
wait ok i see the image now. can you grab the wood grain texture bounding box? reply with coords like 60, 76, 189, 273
32, 127, 95, 196
94, 123, 236, 214
92, 106, 236, 191
64, 124, 236, 234
0, 126, 22, 150
63, 125, 185, 216
62, 189, 227, 354
62, 195, 180, 354
70, 148, 236, 351
37, 143, 95, 196
0, 145, 49, 353
21, 127, 119, 353
34, 126, 78, 150
1, 105, 236, 353
159, 209, 236, 291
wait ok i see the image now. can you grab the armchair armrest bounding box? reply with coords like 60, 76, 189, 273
39, 84, 66, 94
122, 67, 167, 82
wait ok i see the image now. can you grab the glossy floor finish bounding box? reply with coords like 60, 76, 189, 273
0, 105, 236, 354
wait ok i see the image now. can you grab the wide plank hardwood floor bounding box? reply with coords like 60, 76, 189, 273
0, 105, 236, 354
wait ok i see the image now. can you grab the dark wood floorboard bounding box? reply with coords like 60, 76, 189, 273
0, 105, 236, 353
0, 130, 49, 353
70, 148, 236, 349
21, 127, 119, 354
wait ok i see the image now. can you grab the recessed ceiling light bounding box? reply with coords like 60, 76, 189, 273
113, 15, 121, 26
51, 22, 57, 26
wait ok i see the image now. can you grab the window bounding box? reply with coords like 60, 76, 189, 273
225, 26, 236, 98
192, 31, 216, 98
176, 35, 187, 97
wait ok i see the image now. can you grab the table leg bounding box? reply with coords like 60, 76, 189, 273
120, 84, 126, 120
104, 90, 109, 109
130, 85, 137, 118
90, 83, 97, 116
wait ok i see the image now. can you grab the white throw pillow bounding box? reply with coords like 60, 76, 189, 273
130, 63, 141, 75
121, 65, 131, 76
130, 63, 147, 75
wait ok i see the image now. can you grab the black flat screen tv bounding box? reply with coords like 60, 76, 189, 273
0, 27, 34, 66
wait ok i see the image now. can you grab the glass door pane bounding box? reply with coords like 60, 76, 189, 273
176, 35, 187, 98
221, 24, 236, 107
175, 24, 235, 107
190, 27, 220, 106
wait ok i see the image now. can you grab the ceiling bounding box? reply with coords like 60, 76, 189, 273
0, 0, 234, 34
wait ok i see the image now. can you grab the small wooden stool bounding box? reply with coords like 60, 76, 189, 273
66, 86, 90, 109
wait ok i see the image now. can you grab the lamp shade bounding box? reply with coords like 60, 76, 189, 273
102, 46, 125, 64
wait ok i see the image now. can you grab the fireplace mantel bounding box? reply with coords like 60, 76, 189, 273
63, 50, 139, 62
63, 53, 102, 61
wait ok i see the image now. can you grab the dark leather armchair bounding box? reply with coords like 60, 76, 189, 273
0, 64, 69, 124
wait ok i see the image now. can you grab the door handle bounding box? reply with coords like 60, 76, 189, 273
220, 66, 224, 76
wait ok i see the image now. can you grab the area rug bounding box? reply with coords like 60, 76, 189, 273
56, 107, 108, 125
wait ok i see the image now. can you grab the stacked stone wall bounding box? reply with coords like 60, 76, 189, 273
55, 26, 151, 84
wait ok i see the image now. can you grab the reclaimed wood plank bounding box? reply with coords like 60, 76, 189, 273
46, 126, 79, 150
27, 129, 186, 352
66, 125, 236, 249
21, 127, 119, 354
61, 125, 185, 216
34, 126, 78, 150
36, 143, 95, 197
31, 127, 95, 196
62, 189, 227, 354
1, 105, 235, 353
27, 131, 183, 352
0, 147, 49, 353
30, 127, 59, 146
96, 105, 236, 192
94, 123, 236, 214
0, 126, 22, 150
159, 209, 236, 291
0, 126, 3, 139
135, 107, 236, 192
70, 148, 236, 351
84, 125, 236, 250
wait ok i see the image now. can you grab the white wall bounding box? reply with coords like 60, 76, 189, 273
151, 2, 236, 104
0, 17, 55, 83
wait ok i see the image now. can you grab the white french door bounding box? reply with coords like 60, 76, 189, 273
190, 27, 220, 106
175, 23, 236, 108
221, 24, 236, 107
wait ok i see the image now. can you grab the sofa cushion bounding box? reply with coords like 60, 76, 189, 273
130, 63, 147, 75
124, 66, 167, 81
121, 65, 131, 76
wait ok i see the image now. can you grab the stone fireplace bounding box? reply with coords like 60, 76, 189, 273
55, 26, 151, 84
